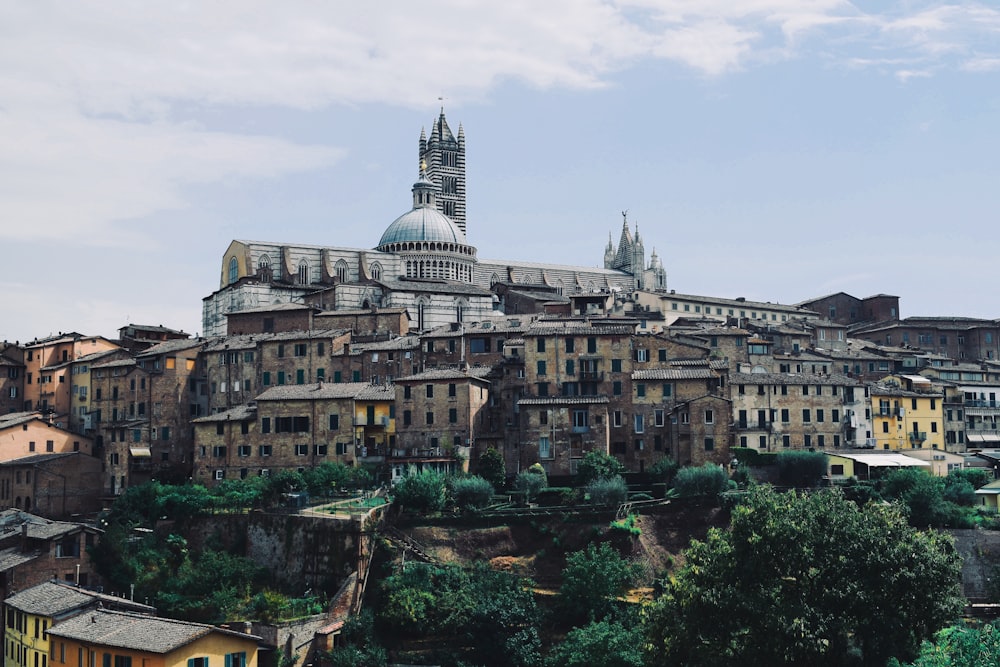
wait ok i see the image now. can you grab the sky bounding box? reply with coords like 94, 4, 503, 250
2, 1, 999, 345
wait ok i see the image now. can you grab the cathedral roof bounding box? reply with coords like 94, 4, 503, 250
378, 206, 465, 246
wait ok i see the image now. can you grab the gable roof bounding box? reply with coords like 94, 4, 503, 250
47, 609, 259, 653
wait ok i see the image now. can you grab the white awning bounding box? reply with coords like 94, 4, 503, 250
129, 447, 151, 458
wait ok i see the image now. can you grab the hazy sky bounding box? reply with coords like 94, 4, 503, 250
2, 1, 999, 344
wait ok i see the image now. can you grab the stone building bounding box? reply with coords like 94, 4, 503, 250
0, 510, 103, 598
869, 375, 944, 452
331, 336, 422, 385
391, 368, 489, 482
0, 452, 102, 519
629, 364, 729, 470
92, 339, 206, 495
0, 343, 24, 417
21, 334, 119, 420
729, 372, 868, 453
192, 382, 395, 485
519, 395, 610, 477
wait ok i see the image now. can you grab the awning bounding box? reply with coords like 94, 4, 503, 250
968, 433, 1000, 443
129, 447, 151, 458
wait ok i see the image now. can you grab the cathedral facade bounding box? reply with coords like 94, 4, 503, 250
202, 111, 667, 337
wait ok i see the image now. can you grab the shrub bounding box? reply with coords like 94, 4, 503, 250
648, 457, 679, 484
576, 451, 626, 486
672, 464, 730, 501
515, 471, 546, 502
776, 450, 828, 488
391, 468, 448, 512
451, 475, 494, 510
476, 447, 507, 490
586, 476, 628, 506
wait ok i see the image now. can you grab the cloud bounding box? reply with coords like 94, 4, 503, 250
1, 0, 999, 250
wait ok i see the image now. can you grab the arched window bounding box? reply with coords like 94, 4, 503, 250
258, 255, 272, 281
370, 262, 383, 281
335, 260, 348, 282
228, 257, 239, 284
490, 273, 501, 287
297, 260, 309, 285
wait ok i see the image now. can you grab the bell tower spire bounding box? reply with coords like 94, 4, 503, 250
419, 106, 466, 236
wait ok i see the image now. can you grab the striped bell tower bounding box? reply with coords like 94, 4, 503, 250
419, 108, 467, 236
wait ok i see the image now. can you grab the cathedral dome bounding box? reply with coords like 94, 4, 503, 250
378, 206, 466, 246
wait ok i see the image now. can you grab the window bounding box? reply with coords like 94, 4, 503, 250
573, 410, 589, 429
426, 384, 434, 398
662, 383, 672, 398
613, 410, 622, 427
539, 436, 552, 459
539, 410, 548, 425
403, 410, 411, 426
704, 409, 714, 424
565, 359, 575, 375
261, 417, 271, 434
802, 409, 811, 423
295, 444, 309, 456
329, 414, 339, 430
634, 414, 644, 433
212, 446, 226, 457
635, 349, 648, 362
449, 408, 457, 423
263, 371, 271, 386
537, 338, 546, 352
426, 411, 434, 425
783, 435, 791, 448
188, 658, 208, 667
611, 359, 622, 373
636, 383, 646, 398
832, 409, 840, 423
226, 653, 247, 667
613, 381, 622, 396
816, 409, 825, 423
294, 343, 307, 357
587, 337, 597, 353
537, 360, 546, 376
565, 337, 575, 353
781, 409, 790, 423
704, 437, 715, 451
655, 409, 665, 427
237, 445, 251, 457
314, 444, 328, 456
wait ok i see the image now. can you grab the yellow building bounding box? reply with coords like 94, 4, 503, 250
46, 609, 259, 667
827, 451, 929, 481
3, 581, 153, 667
870, 376, 944, 451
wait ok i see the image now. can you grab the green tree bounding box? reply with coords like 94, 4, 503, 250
326, 610, 387, 667
891, 622, 1000, 666
672, 463, 730, 501
585, 476, 628, 506
560, 542, 639, 624
645, 486, 964, 667
776, 450, 828, 488
391, 468, 448, 512
647, 456, 679, 484
576, 451, 626, 486
450, 475, 494, 510
477, 447, 507, 490
516, 464, 547, 503
545, 619, 645, 667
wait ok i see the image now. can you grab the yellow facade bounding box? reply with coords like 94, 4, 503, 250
4, 610, 51, 667
827, 454, 856, 480
353, 398, 395, 453
48, 623, 258, 667
870, 378, 944, 451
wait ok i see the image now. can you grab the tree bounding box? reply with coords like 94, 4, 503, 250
776, 450, 828, 488
451, 475, 494, 510
585, 476, 628, 506
645, 486, 964, 667
560, 542, 639, 624
576, 451, 626, 486
477, 447, 507, 490
672, 463, 730, 501
391, 468, 448, 512
516, 464, 547, 503
890, 622, 1000, 666
647, 456, 679, 484
545, 619, 645, 667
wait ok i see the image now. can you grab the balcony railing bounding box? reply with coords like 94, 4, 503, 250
908, 432, 927, 445
578, 371, 604, 381
965, 400, 1000, 408
354, 415, 391, 427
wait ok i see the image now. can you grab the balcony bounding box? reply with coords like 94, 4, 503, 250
965, 400, 1000, 409
571, 425, 590, 434
354, 415, 391, 428
908, 432, 927, 445
578, 371, 604, 382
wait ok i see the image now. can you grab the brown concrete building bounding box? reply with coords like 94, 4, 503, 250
518, 395, 610, 476
730, 372, 868, 453
0, 510, 103, 598
192, 381, 395, 485
0, 452, 102, 519
333, 335, 421, 385
392, 368, 489, 482
22, 334, 119, 420
796, 292, 899, 328
628, 364, 728, 470
854, 317, 1000, 362
116, 323, 190, 353
255, 330, 352, 395
0, 344, 24, 417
